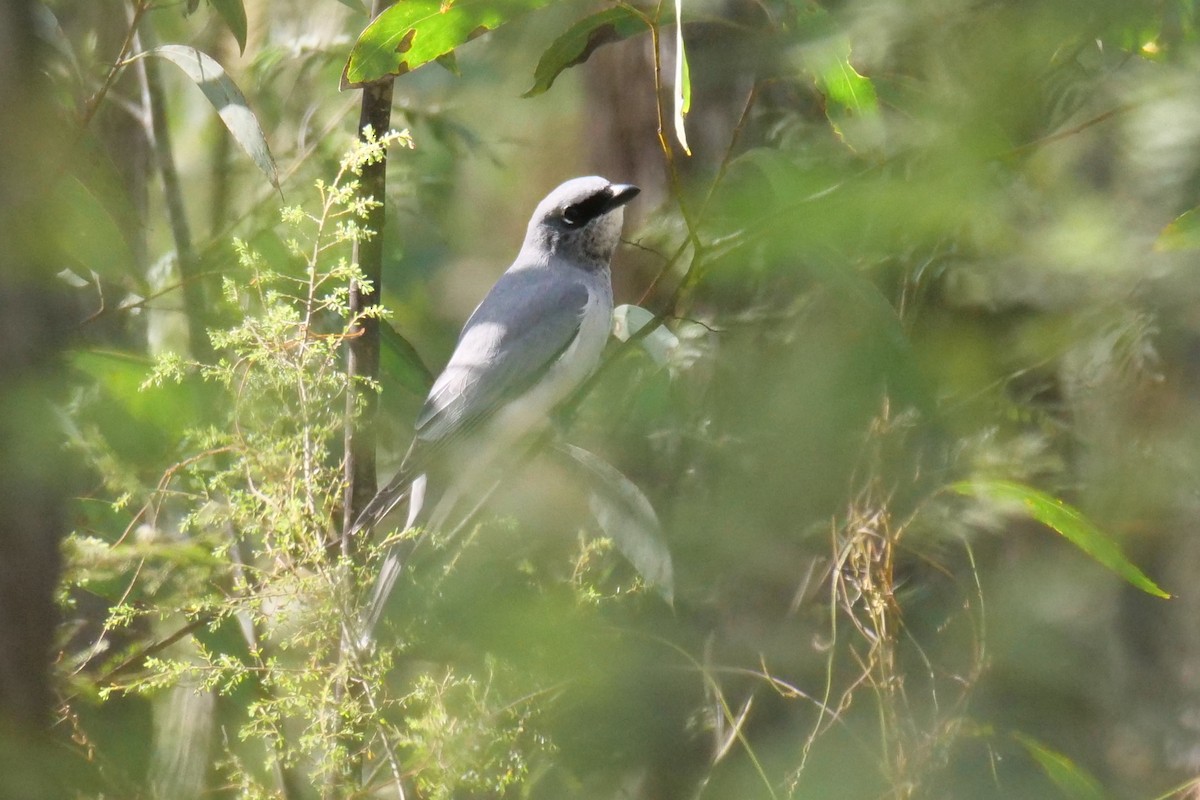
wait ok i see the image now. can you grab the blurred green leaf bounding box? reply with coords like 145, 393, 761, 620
952, 480, 1170, 599
342, 0, 557, 88
209, 0, 248, 54
381, 320, 434, 396
71, 351, 176, 431
1154, 206, 1200, 251
70, 350, 206, 463
51, 171, 138, 282
1013, 733, 1109, 800
523, 6, 647, 97
555, 443, 674, 604
128, 46, 279, 188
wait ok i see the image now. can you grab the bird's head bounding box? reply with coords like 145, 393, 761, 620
522, 176, 640, 268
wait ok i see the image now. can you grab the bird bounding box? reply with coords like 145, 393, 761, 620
353, 176, 640, 639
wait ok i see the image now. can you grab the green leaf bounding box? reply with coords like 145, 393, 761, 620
342, 0, 557, 88
51, 166, 139, 282
209, 0, 248, 54
380, 320, 434, 396
793, 5, 882, 150
127, 46, 279, 189
554, 443, 674, 604
523, 6, 647, 97
1154, 207, 1200, 251
69, 350, 207, 461
1013, 733, 1109, 800
672, 0, 691, 155
951, 480, 1171, 599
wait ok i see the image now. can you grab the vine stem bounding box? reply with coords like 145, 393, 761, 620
79, 0, 150, 129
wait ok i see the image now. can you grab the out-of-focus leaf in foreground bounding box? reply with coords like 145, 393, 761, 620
555, 443, 674, 604
952, 480, 1170, 599
1154, 206, 1200, 251
1013, 733, 1109, 800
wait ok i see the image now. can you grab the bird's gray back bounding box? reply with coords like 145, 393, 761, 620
414, 261, 609, 444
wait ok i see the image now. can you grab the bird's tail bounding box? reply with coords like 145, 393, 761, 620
350, 468, 413, 537
352, 472, 430, 646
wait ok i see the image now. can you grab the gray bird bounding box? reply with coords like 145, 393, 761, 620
354, 176, 640, 638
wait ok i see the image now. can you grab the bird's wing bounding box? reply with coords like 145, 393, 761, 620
414, 266, 591, 446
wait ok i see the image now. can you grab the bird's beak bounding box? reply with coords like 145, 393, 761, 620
605, 184, 641, 212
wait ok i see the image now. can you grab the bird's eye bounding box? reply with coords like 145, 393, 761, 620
561, 205, 585, 227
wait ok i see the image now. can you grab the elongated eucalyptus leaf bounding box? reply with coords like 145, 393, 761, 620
342, 0, 557, 88
555, 443, 674, 603
1013, 734, 1109, 800
952, 480, 1170, 599
128, 46, 279, 189
209, 0, 248, 54
523, 6, 647, 97
673, 0, 692, 155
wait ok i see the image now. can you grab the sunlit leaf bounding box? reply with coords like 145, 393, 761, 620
523, 6, 647, 97
1154, 206, 1200, 251
673, 0, 692, 155
127, 46, 279, 189
952, 480, 1170, 599
342, 0, 557, 88
209, 0, 248, 54
380, 320, 434, 396
555, 443, 674, 603
612, 304, 679, 367
791, 5, 881, 150
1013, 733, 1109, 800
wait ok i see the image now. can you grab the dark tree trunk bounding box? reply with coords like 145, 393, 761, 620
0, 1, 74, 798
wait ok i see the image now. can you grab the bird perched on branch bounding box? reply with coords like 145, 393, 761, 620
353, 176, 640, 639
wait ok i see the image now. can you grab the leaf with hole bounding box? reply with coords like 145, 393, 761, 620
523, 6, 647, 97
951, 480, 1170, 599
127, 46, 278, 189
342, 0, 557, 88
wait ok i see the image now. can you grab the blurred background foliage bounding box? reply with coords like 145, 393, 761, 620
3, 0, 1200, 797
